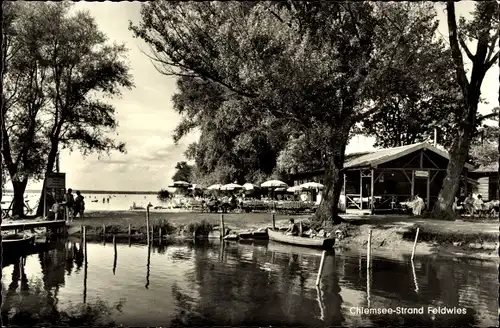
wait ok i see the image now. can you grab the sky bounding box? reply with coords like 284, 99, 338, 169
23, 1, 499, 192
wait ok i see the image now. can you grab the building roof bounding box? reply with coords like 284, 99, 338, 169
472, 162, 498, 173
344, 142, 475, 170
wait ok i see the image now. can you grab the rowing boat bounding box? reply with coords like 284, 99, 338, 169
267, 228, 335, 249
2, 234, 36, 254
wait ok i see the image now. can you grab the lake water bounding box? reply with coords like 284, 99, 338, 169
3, 192, 163, 212
1, 238, 498, 327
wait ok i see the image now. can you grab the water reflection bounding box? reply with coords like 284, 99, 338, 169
1, 241, 123, 326
1, 239, 497, 327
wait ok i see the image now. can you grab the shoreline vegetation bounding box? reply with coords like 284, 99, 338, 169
57, 210, 499, 261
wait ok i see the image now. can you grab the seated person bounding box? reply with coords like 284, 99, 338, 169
285, 218, 299, 236
463, 193, 475, 215
474, 195, 484, 215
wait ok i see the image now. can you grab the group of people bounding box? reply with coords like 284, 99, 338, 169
49, 188, 85, 221
458, 193, 493, 216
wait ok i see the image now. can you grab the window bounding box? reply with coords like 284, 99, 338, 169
489, 176, 498, 200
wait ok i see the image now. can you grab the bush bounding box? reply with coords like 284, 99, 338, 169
157, 189, 170, 200
186, 219, 213, 237
154, 218, 177, 235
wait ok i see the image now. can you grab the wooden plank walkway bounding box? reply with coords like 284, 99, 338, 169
1, 220, 67, 231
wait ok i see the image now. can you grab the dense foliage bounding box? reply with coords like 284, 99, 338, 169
0, 3, 133, 216
131, 1, 475, 223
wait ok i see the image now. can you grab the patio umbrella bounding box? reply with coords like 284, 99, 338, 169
287, 186, 300, 193
220, 183, 243, 191
168, 181, 191, 188
261, 180, 288, 188
207, 184, 223, 190
299, 182, 324, 190
188, 184, 203, 190
274, 187, 287, 192
243, 183, 259, 190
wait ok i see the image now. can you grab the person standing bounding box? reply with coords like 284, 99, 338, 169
63, 188, 75, 222
74, 191, 85, 219
411, 194, 425, 216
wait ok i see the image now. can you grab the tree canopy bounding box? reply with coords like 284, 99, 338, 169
130, 1, 380, 222
1, 2, 134, 216
131, 1, 496, 222
171, 161, 193, 182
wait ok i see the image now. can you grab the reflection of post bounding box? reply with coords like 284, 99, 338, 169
411, 228, 420, 260
366, 264, 371, 308
315, 250, 327, 286
411, 259, 419, 293
219, 241, 225, 263
113, 235, 117, 275
316, 286, 325, 321
145, 243, 151, 289
367, 229, 372, 269
83, 226, 88, 304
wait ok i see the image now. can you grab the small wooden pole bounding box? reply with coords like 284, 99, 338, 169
146, 205, 151, 244
367, 229, 372, 270
128, 224, 131, 237
102, 224, 106, 236
411, 228, 420, 260
220, 214, 225, 240
315, 250, 327, 286
113, 234, 117, 275
83, 225, 87, 304
272, 213, 276, 230
159, 227, 162, 240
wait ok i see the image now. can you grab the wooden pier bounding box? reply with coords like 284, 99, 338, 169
1, 220, 67, 234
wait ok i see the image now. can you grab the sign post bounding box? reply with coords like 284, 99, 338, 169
44, 173, 66, 220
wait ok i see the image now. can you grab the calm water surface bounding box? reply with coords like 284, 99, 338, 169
1, 239, 498, 327
3, 192, 161, 212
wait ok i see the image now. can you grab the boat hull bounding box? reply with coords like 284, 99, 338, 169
2, 235, 36, 255
267, 228, 335, 249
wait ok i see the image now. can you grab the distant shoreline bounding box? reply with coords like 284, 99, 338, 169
2, 190, 158, 195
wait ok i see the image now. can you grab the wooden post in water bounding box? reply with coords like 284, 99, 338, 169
220, 214, 225, 240
146, 205, 151, 245
411, 228, 420, 260
367, 229, 372, 270
83, 226, 88, 304
159, 227, 162, 241
272, 213, 276, 230
315, 250, 327, 286
128, 224, 131, 237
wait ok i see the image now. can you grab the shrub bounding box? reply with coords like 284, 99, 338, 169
186, 219, 213, 236
154, 218, 177, 235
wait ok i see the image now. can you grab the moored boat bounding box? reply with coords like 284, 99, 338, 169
267, 228, 335, 249
2, 234, 36, 254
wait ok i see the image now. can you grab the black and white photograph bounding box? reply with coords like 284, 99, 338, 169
0, 1, 498, 327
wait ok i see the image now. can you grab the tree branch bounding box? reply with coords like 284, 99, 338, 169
458, 35, 475, 61
485, 51, 499, 71
446, 1, 470, 98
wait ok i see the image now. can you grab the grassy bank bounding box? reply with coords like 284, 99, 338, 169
65, 210, 498, 259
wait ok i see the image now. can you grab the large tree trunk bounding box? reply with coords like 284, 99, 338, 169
35, 142, 58, 217
432, 125, 473, 220
315, 143, 347, 225
11, 179, 28, 217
